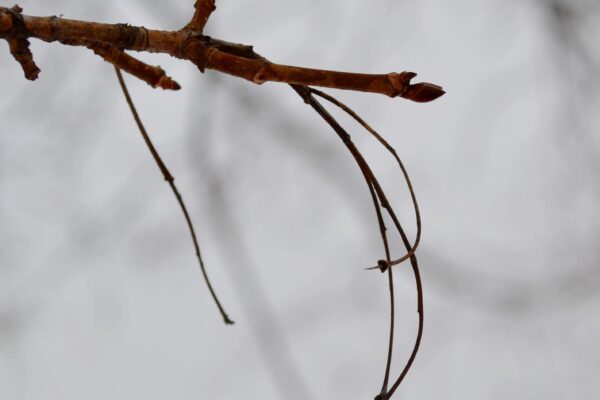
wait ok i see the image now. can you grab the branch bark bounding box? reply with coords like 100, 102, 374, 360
89, 42, 180, 90
185, 0, 216, 32
0, 5, 444, 102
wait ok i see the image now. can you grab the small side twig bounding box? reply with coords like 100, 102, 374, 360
58, 37, 181, 90
184, 0, 216, 32
90, 44, 180, 90
114, 66, 234, 325
1, 5, 39, 79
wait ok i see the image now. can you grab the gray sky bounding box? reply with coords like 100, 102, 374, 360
1, 1, 599, 399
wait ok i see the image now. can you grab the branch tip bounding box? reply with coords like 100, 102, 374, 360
156, 74, 181, 90
388, 71, 445, 102
404, 82, 445, 103
365, 259, 389, 272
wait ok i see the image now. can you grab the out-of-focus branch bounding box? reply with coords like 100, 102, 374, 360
0, 5, 444, 102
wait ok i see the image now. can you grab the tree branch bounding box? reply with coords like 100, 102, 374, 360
0, 5, 444, 102
2, 4, 440, 397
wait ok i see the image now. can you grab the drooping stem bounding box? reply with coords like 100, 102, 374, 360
308, 88, 422, 267
292, 85, 424, 399
114, 67, 234, 325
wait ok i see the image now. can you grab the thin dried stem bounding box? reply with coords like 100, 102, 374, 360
114, 67, 234, 325
308, 88, 422, 268
292, 84, 424, 399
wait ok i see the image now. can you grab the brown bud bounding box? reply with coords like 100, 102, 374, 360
403, 83, 445, 103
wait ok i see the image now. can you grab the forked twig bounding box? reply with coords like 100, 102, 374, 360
114, 66, 233, 325
291, 85, 424, 399
308, 88, 422, 268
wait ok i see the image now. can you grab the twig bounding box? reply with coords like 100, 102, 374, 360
114, 66, 234, 325
308, 88, 422, 268
57, 36, 181, 90
184, 0, 216, 32
1, 3, 439, 397
89, 43, 180, 90
1, 5, 39, 79
291, 84, 424, 399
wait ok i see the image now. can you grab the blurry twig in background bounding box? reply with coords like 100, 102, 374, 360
188, 150, 316, 400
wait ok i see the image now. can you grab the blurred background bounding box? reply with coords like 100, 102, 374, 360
1, 1, 599, 399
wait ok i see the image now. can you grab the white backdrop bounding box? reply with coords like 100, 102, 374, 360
1, 1, 599, 399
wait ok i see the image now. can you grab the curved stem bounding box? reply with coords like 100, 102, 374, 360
291, 84, 424, 399
308, 88, 421, 267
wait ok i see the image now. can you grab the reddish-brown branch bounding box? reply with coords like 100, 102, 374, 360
0, 6, 444, 102
185, 0, 216, 32
56, 35, 180, 90
205, 48, 439, 100
89, 44, 180, 90
0, 5, 39, 79
1, 4, 440, 397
